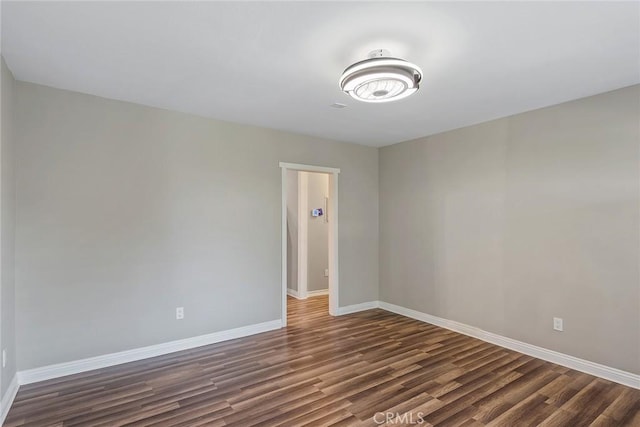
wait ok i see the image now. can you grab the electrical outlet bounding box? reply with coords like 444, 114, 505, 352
2, 349, 6, 368
553, 317, 563, 331
176, 307, 184, 320
324, 269, 329, 277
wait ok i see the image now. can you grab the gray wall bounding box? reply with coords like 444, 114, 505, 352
286, 170, 298, 292
379, 85, 640, 374
9, 75, 637, 377
306, 172, 328, 292
14, 81, 379, 370
1, 57, 16, 396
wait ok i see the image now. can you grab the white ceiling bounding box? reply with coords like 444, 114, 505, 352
2, 1, 639, 147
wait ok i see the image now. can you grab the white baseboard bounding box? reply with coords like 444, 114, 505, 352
12, 300, 638, 396
287, 288, 328, 299
307, 289, 328, 297
336, 301, 380, 316
0, 374, 19, 426
378, 301, 640, 390
17, 319, 283, 385
287, 288, 302, 299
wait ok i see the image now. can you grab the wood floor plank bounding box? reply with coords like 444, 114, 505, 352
5, 295, 639, 426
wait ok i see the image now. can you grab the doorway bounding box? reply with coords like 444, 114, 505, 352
280, 162, 339, 326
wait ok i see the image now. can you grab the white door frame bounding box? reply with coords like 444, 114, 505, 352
280, 162, 340, 326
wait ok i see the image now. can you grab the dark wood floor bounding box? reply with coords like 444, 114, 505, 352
5, 296, 640, 426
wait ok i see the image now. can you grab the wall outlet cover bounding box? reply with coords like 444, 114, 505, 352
553, 317, 563, 331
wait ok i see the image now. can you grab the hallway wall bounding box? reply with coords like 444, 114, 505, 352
306, 172, 329, 292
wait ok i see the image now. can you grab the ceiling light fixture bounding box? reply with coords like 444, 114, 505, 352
339, 49, 422, 103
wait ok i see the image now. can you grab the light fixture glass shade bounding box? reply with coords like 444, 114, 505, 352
339, 56, 422, 103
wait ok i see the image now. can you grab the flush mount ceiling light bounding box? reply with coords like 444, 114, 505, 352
339, 49, 422, 103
